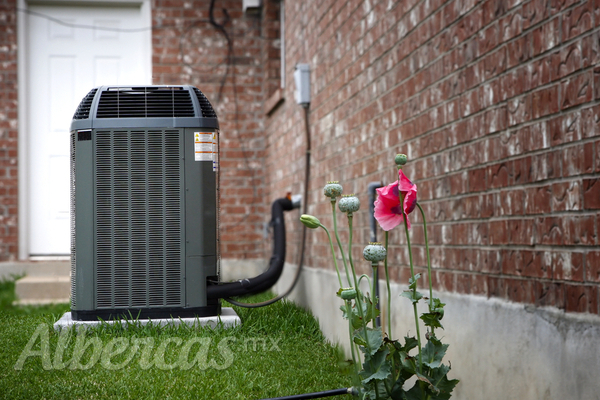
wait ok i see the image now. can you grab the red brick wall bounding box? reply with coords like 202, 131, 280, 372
261, 0, 282, 102
2, 0, 598, 315
0, 0, 18, 261
152, 0, 269, 259
265, 0, 600, 314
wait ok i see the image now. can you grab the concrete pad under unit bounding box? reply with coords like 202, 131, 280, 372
53, 307, 241, 331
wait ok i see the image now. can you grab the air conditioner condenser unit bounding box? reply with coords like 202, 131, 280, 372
69, 85, 220, 321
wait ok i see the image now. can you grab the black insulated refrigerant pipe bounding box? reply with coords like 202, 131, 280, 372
367, 181, 382, 328
206, 197, 295, 300
259, 387, 355, 400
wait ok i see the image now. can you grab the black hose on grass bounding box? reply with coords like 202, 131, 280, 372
259, 387, 356, 400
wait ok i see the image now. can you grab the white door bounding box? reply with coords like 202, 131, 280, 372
26, 3, 151, 256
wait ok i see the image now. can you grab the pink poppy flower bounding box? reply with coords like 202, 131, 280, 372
374, 170, 417, 231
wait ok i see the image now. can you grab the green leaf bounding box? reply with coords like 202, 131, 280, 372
360, 381, 390, 400
390, 378, 407, 400
340, 303, 349, 317
403, 363, 459, 400
430, 297, 446, 309
398, 352, 417, 375
364, 295, 380, 323
400, 290, 424, 304
408, 273, 421, 289
403, 336, 419, 352
353, 327, 383, 356
340, 300, 367, 330
392, 336, 418, 353
404, 381, 425, 400
427, 364, 459, 400
420, 312, 444, 329
359, 347, 391, 384
429, 297, 446, 320
389, 336, 420, 378
421, 337, 449, 369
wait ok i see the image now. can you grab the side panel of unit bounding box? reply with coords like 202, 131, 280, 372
71, 130, 95, 311
184, 127, 218, 308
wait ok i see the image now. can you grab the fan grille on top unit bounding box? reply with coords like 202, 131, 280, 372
95, 87, 195, 118
72, 88, 98, 120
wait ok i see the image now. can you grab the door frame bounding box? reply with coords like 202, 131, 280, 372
17, 0, 152, 259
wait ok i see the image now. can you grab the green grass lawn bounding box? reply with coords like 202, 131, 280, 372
0, 277, 353, 400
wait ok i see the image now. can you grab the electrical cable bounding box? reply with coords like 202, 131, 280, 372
18, 5, 229, 82
178, 19, 228, 76
16, 7, 163, 32
223, 106, 312, 308
208, 0, 233, 102
204, 0, 262, 236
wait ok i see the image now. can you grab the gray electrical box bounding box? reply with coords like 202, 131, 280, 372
294, 64, 311, 106
69, 85, 220, 321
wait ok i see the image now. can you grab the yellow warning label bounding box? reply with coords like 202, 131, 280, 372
194, 132, 216, 164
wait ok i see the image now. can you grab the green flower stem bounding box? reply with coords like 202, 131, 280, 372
331, 200, 352, 287
349, 214, 380, 400
371, 263, 378, 329
319, 224, 343, 288
384, 231, 391, 338
345, 299, 360, 374
358, 274, 371, 285
348, 214, 356, 286
417, 203, 434, 313
318, 220, 359, 372
402, 210, 423, 375
358, 274, 377, 328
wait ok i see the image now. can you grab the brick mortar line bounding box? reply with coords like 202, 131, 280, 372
334, 45, 600, 151
401, 97, 600, 161
312, 9, 600, 139
411, 140, 600, 182
381, 266, 600, 286
408, 208, 600, 222
389, 243, 599, 251
311, 137, 600, 193
307, 0, 471, 115
387, 263, 600, 280
310, 0, 449, 116
308, 56, 599, 183
313, 0, 363, 44
416, 168, 600, 190
313, 0, 337, 28
420, 269, 600, 287
390, 241, 597, 282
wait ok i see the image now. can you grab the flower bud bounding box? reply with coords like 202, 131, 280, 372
337, 287, 357, 300
324, 181, 343, 199
338, 194, 360, 214
395, 153, 408, 167
363, 242, 387, 263
340, 288, 357, 300
299, 214, 321, 229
